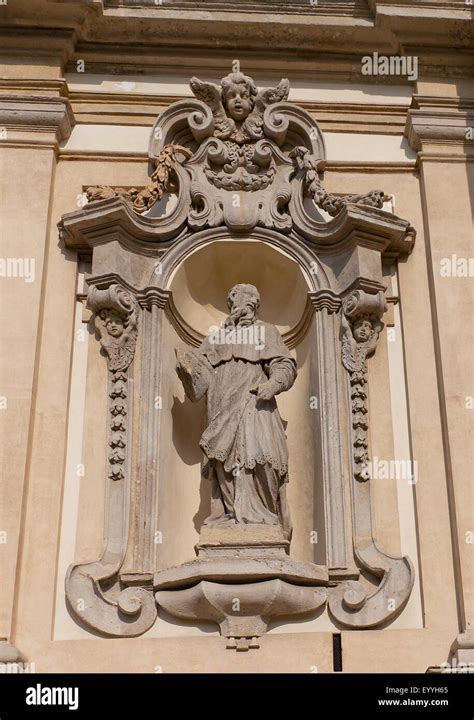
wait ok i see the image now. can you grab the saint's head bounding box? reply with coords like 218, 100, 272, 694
226, 283, 260, 327
221, 72, 257, 122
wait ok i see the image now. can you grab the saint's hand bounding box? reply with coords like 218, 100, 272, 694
250, 380, 278, 401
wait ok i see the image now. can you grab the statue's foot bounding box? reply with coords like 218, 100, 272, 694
203, 514, 236, 527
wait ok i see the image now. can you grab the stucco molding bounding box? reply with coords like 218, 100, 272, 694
328, 288, 415, 627
59, 72, 417, 639
405, 98, 474, 152
0, 94, 75, 143
65, 282, 157, 637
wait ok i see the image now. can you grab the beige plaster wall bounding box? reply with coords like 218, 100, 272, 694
417, 158, 474, 636
3, 66, 469, 670
0, 145, 56, 639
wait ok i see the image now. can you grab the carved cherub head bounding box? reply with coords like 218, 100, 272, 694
352, 314, 382, 343
220, 72, 257, 122
226, 283, 260, 326
100, 308, 125, 338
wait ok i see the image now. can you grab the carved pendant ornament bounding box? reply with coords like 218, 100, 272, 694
341, 290, 385, 482
89, 285, 138, 482
60, 70, 416, 643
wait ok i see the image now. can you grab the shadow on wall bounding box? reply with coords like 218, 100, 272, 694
171, 393, 210, 533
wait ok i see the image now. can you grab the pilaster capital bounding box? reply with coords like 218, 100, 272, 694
404, 96, 474, 156
0, 94, 75, 147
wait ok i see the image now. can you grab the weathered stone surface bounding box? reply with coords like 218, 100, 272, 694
176, 283, 297, 539
156, 579, 327, 647
198, 524, 288, 549
65, 284, 157, 637
60, 71, 416, 640
328, 288, 415, 628
155, 555, 328, 591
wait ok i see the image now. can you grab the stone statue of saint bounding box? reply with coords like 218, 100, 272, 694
176, 283, 297, 539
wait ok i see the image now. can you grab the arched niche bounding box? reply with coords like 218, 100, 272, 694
167, 240, 310, 336
147, 231, 335, 573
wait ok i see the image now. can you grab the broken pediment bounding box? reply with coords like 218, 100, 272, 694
68, 70, 413, 252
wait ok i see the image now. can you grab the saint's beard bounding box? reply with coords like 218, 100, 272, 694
225, 302, 257, 328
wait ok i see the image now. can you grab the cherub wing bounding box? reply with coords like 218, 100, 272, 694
244, 78, 290, 139
341, 316, 362, 374
258, 78, 290, 107
189, 76, 234, 139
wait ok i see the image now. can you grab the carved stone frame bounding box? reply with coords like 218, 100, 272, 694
60, 77, 416, 637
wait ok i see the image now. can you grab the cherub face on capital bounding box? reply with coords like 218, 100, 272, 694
352, 316, 374, 343
101, 308, 125, 338
221, 73, 256, 122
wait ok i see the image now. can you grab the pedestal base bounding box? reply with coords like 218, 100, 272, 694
154, 524, 328, 647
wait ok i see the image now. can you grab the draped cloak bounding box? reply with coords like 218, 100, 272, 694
185, 321, 297, 531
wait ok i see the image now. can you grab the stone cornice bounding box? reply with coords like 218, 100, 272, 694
371, 0, 472, 17
49, 0, 472, 21
0, 79, 68, 98
0, 95, 75, 143
290, 202, 415, 259
60, 195, 415, 260
411, 96, 474, 112
0, 0, 470, 80
405, 99, 474, 152
66, 91, 409, 135
95, 0, 371, 16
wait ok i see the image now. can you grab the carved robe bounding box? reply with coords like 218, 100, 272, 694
178, 321, 296, 537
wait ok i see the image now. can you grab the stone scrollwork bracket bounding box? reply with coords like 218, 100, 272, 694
328, 289, 415, 628
65, 283, 157, 636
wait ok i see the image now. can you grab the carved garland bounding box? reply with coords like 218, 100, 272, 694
86, 144, 192, 214
290, 147, 388, 216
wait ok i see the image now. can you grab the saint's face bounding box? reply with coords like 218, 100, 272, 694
225, 86, 252, 121
230, 289, 255, 313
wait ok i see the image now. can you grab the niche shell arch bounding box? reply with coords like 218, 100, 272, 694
150, 226, 331, 349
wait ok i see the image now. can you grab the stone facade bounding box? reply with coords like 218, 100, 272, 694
0, 0, 472, 673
